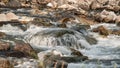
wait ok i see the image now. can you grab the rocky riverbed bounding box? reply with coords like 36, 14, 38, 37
0, 0, 120, 68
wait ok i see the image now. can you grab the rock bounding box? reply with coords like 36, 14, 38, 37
14, 42, 37, 59
0, 41, 10, 51
6, 12, 18, 21
0, 57, 13, 68
90, 0, 102, 10
0, 32, 6, 38
100, 10, 117, 22
5, 51, 27, 58
111, 29, 120, 35
0, 14, 8, 21
61, 56, 88, 63
30, 18, 52, 27
6, 0, 22, 8
84, 36, 97, 45
58, 4, 77, 10
92, 25, 109, 36
70, 48, 83, 56
115, 16, 120, 23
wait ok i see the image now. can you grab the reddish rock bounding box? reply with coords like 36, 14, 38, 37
0, 57, 13, 68
92, 25, 109, 36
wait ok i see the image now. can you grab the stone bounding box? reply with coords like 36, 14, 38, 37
90, 0, 102, 10
100, 10, 117, 22
5, 51, 27, 58
92, 25, 109, 36
0, 14, 8, 21
31, 18, 52, 27
14, 42, 37, 59
115, 16, 120, 23
111, 30, 120, 35
58, 4, 76, 10
0, 32, 6, 38
0, 57, 13, 68
0, 41, 10, 51
6, 0, 22, 8
6, 12, 18, 21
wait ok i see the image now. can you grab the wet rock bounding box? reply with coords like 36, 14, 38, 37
0, 32, 6, 38
14, 42, 37, 59
92, 25, 109, 36
5, 51, 27, 58
61, 56, 88, 63
30, 18, 52, 27
84, 36, 97, 45
6, 12, 18, 21
111, 30, 120, 35
70, 48, 83, 56
0, 41, 10, 51
0, 57, 13, 68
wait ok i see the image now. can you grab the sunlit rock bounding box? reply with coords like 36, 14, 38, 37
6, 12, 19, 21
0, 14, 8, 21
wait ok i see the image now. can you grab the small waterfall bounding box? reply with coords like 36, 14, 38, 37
25, 27, 91, 49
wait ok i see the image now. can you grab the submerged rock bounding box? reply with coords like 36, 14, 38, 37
92, 25, 109, 36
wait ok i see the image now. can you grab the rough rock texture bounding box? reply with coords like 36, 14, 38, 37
0, 57, 13, 68
0, 41, 10, 51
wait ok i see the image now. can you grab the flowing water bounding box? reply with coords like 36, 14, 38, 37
0, 23, 120, 68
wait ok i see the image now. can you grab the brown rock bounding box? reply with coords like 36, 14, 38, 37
0, 57, 13, 68
6, 0, 22, 8
0, 32, 6, 38
92, 25, 109, 36
14, 42, 37, 58
90, 0, 102, 10
111, 30, 120, 35
100, 10, 116, 22
0, 41, 10, 51
115, 16, 120, 23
